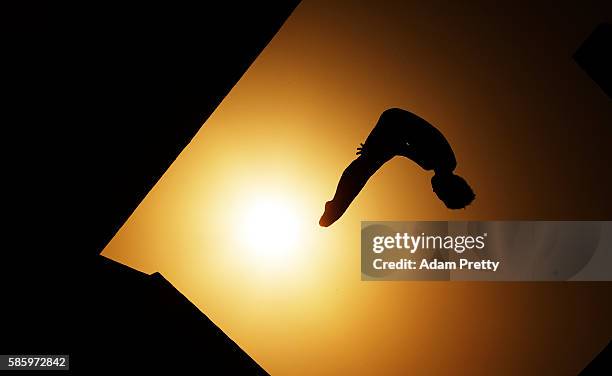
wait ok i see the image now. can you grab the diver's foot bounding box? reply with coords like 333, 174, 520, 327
319, 200, 342, 227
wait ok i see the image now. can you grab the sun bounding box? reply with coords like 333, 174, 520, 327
238, 195, 303, 270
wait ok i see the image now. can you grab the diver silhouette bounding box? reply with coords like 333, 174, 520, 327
319, 108, 475, 227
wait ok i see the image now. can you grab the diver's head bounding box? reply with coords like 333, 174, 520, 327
431, 171, 475, 209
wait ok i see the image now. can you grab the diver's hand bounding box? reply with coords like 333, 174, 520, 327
356, 143, 365, 155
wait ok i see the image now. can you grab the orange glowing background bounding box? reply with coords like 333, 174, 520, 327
103, 1, 612, 374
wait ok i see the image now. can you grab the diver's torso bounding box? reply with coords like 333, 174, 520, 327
362, 108, 456, 172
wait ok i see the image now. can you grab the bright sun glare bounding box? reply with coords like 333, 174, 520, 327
238, 196, 303, 269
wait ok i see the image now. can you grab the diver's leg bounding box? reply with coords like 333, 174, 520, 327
319, 154, 390, 227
